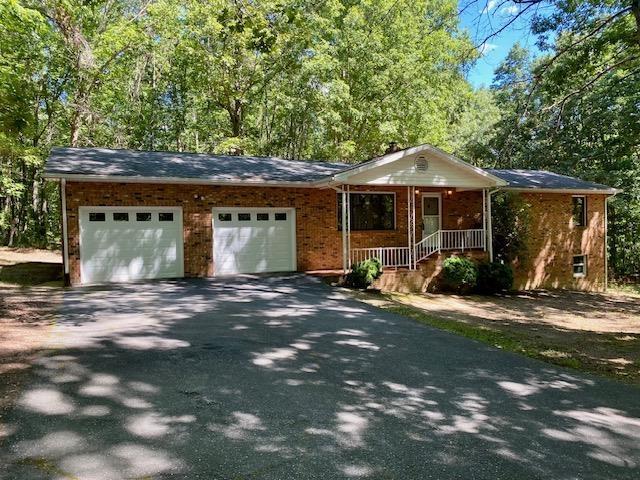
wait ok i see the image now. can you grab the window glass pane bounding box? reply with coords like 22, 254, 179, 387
238, 213, 251, 221
218, 213, 232, 221
573, 255, 586, 275
89, 212, 105, 222
257, 213, 269, 221
159, 212, 174, 222
337, 193, 394, 230
573, 197, 586, 226
423, 197, 439, 216
275, 213, 287, 221
113, 212, 129, 221
136, 212, 151, 222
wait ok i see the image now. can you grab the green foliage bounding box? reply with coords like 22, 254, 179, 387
345, 258, 383, 289
0, 0, 486, 247
491, 192, 531, 264
471, 1, 640, 279
476, 262, 514, 294
441, 256, 477, 293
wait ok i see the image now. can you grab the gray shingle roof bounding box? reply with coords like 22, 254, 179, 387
44, 147, 348, 183
44, 147, 617, 193
485, 169, 616, 192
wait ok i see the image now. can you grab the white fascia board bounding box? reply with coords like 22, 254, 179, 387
42, 172, 325, 188
503, 187, 621, 195
331, 144, 507, 186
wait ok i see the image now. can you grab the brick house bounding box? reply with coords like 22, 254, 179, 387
44, 144, 618, 291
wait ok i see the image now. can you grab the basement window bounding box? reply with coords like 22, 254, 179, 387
572, 196, 586, 227
113, 212, 129, 222
573, 255, 587, 278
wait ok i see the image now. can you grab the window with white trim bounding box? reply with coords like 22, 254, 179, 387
337, 192, 395, 231
573, 255, 587, 277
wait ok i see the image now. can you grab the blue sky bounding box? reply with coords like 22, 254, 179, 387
458, 0, 542, 89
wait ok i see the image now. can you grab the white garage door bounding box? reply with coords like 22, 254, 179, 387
213, 208, 296, 275
79, 206, 184, 284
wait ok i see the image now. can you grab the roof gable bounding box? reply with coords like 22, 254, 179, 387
332, 144, 506, 188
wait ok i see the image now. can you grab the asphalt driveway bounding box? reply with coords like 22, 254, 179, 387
2, 275, 639, 479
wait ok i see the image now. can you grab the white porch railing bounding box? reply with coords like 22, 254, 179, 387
415, 230, 440, 262
349, 228, 485, 268
349, 246, 412, 268
441, 229, 485, 251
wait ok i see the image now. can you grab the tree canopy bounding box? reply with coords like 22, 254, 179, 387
0, 0, 638, 279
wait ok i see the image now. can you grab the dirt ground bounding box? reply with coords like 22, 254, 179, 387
0, 248, 62, 434
358, 288, 640, 384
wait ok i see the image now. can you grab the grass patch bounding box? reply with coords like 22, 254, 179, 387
369, 298, 639, 384
386, 304, 578, 366
610, 282, 640, 297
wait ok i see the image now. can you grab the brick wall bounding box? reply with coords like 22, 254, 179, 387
65, 182, 484, 285
513, 193, 606, 291
66, 182, 608, 292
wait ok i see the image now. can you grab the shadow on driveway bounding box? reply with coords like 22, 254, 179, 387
1, 275, 639, 479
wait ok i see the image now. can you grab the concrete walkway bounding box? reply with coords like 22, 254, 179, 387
2, 275, 639, 479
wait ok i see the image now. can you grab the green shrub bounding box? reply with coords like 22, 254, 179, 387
441, 256, 477, 293
345, 258, 383, 289
476, 262, 514, 294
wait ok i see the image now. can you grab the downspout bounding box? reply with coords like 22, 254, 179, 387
61, 178, 70, 286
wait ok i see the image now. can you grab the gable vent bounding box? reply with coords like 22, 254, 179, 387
415, 156, 428, 172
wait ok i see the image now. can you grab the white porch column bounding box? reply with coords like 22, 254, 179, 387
487, 189, 494, 262
407, 186, 413, 269
341, 188, 348, 273
482, 188, 487, 251
346, 185, 351, 267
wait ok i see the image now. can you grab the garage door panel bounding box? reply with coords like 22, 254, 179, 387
213, 208, 296, 275
79, 207, 183, 284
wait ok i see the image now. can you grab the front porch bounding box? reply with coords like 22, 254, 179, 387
340, 186, 493, 271
329, 144, 505, 276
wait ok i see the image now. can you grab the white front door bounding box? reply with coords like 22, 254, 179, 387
212, 208, 296, 275
79, 206, 184, 284
422, 194, 441, 238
